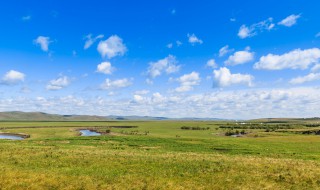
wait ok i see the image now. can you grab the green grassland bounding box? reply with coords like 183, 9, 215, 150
1, 120, 320, 189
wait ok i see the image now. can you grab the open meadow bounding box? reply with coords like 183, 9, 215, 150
1, 119, 320, 189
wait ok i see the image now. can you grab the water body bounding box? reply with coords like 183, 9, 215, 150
0, 134, 24, 140
79, 130, 101, 136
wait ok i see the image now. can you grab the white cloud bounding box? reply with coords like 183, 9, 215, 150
278, 14, 301, 27
167, 43, 173, 49
84, 34, 104, 49
230, 18, 236, 22
213, 67, 253, 87
100, 78, 132, 90
225, 48, 254, 66
206, 59, 218, 69
290, 73, 320, 84
97, 35, 127, 59
254, 48, 320, 70
219, 45, 234, 57
176, 40, 182, 46
96, 62, 114, 75
34, 36, 51, 52
187, 33, 203, 45
147, 55, 180, 78
46, 76, 70, 90
1, 70, 25, 85
316, 32, 320, 38
133, 94, 145, 102
175, 72, 201, 92
238, 18, 274, 39
238, 25, 251, 39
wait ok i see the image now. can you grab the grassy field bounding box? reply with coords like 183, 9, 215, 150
1, 120, 320, 189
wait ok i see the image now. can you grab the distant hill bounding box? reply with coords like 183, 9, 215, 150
249, 117, 320, 123
0, 111, 110, 121
0, 111, 227, 121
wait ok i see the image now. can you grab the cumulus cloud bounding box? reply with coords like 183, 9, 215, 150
97, 35, 127, 59
238, 18, 274, 39
225, 48, 254, 66
219, 45, 234, 57
278, 14, 301, 27
147, 55, 180, 78
96, 62, 114, 75
290, 73, 320, 84
213, 67, 253, 87
175, 72, 201, 92
187, 33, 203, 45
206, 59, 218, 68
100, 78, 132, 90
46, 76, 70, 90
1, 70, 25, 85
34, 36, 51, 52
84, 34, 104, 49
254, 48, 320, 70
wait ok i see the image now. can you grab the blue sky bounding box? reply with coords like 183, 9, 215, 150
1, 0, 320, 119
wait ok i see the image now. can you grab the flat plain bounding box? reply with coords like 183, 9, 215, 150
1, 119, 320, 189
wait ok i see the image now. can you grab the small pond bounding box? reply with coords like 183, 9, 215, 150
79, 130, 101, 136
0, 134, 25, 140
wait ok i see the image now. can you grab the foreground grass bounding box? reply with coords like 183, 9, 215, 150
1, 121, 320, 189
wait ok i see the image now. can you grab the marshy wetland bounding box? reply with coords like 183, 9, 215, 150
1, 119, 320, 189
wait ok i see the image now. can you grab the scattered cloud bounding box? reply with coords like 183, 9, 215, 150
219, 45, 234, 57
20, 86, 31, 93
46, 76, 70, 90
238, 18, 274, 39
230, 18, 236, 22
187, 33, 203, 45
176, 40, 182, 46
134, 90, 150, 95
1, 70, 25, 85
147, 55, 180, 78
96, 62, 114, 75
22, 15, 31, 21
316, 32, 320, 38
133, 94, 145, 102
254, 48, 320, 70
84, 34, 104, 49
290, 73, 320, 84
34, 36, 51, 52
206, 59, 218, 69
213, 67, 253, 87
167, 43, 173, 49
225, 47, 254, 66
100, 78, 132, 90
278, 14, 301, 27
97, 35, 127, 59
2, 87, 320, 119
175, 72, 201, 92
311, 64, 320, 72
